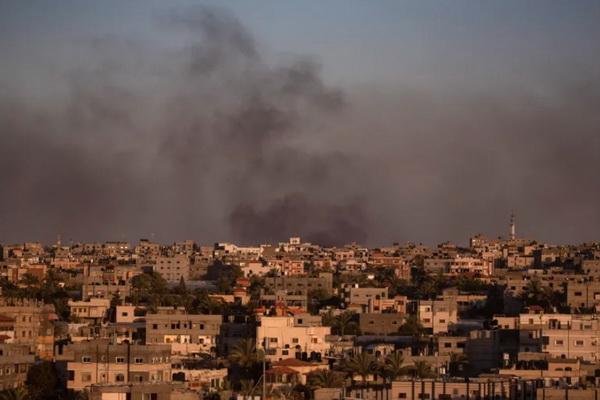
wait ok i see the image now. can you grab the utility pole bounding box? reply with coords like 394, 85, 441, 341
263, 338, 268, 400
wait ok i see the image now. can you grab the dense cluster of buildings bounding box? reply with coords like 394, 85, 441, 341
2, 220, 600, 399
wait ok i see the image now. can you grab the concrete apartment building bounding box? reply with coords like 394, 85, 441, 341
266, 258, 305, 276
541, 315, 600, 362
345, 286, 389, 310
82, 281, 132, 301
260, 290, 309, 309
61, 340, 172, 391
567, 280, 600, 309
69, 298, 111, 323
438, 336, 467, 356
153, 254, 190, 283
145, 308, 222, 356
418, 299, 458, 334
368, 254, 411, 280
448, 256, 493, 276
387, 378, 514, 400
0, 343, 35, 391
582, 259, 600, 277
0, 298, 56, 358
89, 382, 199, 400
257, 315, 331, 361
264, 273, 334, 296
359, 313, 405, 335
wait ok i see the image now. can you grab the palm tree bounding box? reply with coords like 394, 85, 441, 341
449, 352, 469, 376
334, 312, 356, 336
269, 384, 295, 400
411, 360, 435, 379
0, 388, 29, 400
398, 315, 424, 337
307, 369, 345, 390
382, 351, 405, 381
229, 338, 260, 370
344, 352, 376, 398
239, 379, 256, 400
379, 352, 404, 400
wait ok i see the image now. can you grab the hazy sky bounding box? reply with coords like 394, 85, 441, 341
1, 1, 599, 246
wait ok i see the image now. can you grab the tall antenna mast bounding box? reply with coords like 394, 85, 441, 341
510, 212, 516, 240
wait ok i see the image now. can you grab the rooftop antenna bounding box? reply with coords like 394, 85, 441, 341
510, 212, 516, 240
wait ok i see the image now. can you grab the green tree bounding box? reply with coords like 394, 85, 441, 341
26, 361, 64, 400
332, 311, 358, 336
398, 315, 424, 337
21, 273, 40, 288
229, 338, 261, 370
378, 351, 405, 400
449, 352, 469, 376
0, 388, 29, 400
174, 276, 188, 295
381, 351, 405, 382
110, 293, 123, 308
410, 361, 435, 379
344, 352, 376, 398
130, 272, 167, 307
522, 279, 558, 310
307, 369, 345, 390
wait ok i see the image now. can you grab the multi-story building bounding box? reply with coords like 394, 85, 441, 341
417, 299, 458, 334
154, 254, 190, 283
0, 344, 35, 391
567, 280, 600, 310
0, 298, 56, 358
345, 287, 388, 309
264, 273, 334, 296
540, 315, 600, 362
145, 308, 222, 356
265, 258, 305, 276
82, 281, 132, 301
69, 298, 111, 323
359, 313, 405, 335
256, 315, 331, 361
61, 340, 172, 391
89, 382, 199, 400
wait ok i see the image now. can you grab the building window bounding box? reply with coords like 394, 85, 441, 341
81, 373, 92, 382
135, 358, 144, 364
116, 357, 126, 363
67, 370, 74, 381
398, 394, 407, 399
82, 356, 92, 363
575, 340, 584, 346
116, 374, 125, 382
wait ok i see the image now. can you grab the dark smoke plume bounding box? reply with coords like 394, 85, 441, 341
1, 6, 600, 246
0, 6, 363, 246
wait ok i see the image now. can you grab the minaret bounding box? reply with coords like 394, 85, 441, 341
510, 212, 516, 240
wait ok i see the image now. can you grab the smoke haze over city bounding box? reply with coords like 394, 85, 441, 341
1, 1, 600, 246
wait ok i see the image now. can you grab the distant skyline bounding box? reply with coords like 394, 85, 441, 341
1, 1, 599, 246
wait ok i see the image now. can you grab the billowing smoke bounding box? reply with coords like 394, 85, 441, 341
0, 6, 365, 245
1, 6, 599, 246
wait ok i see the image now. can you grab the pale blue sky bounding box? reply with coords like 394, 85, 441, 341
2, 0, 599, 92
